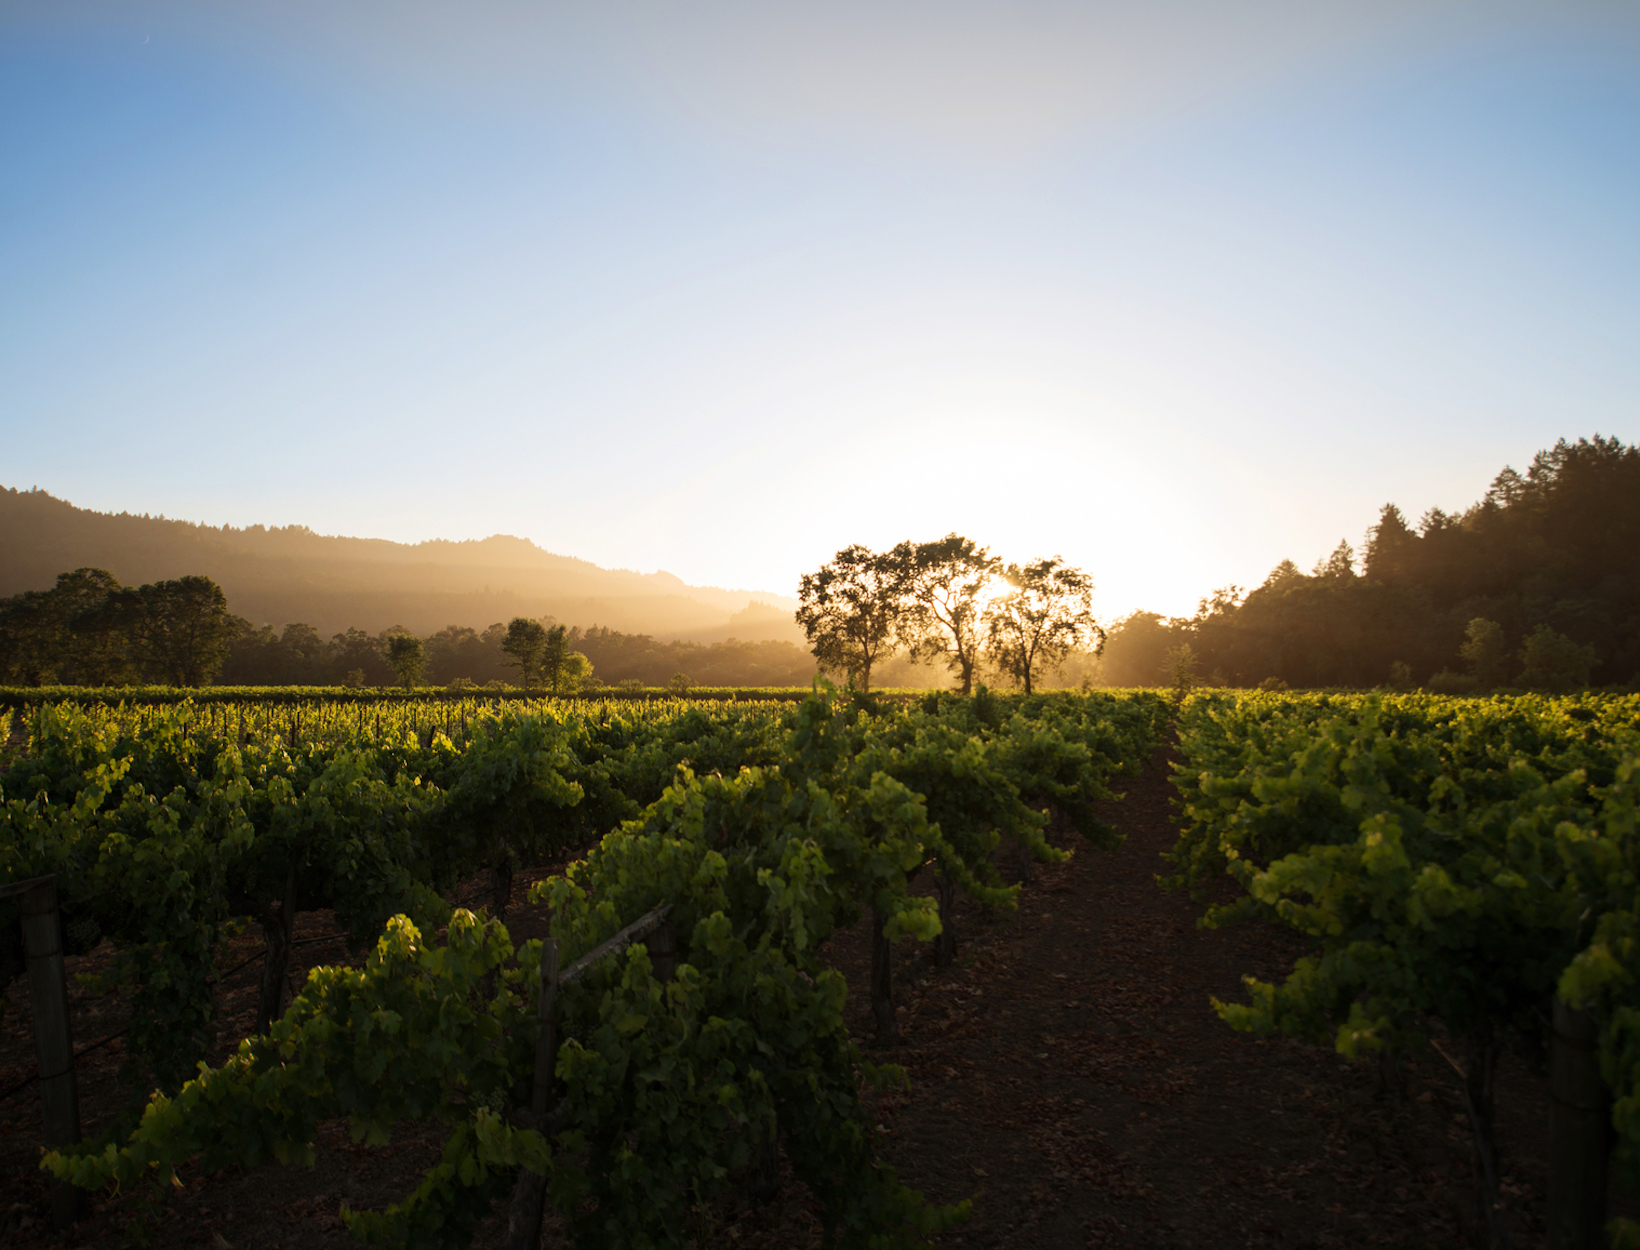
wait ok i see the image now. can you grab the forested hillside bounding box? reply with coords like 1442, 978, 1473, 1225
1099, 436, 1640, 690
0, 488, 799, 642
7, 435, 1635, 693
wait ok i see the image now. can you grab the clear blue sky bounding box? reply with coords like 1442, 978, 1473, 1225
4, 2, 1637, 618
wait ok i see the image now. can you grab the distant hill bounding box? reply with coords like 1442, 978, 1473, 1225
0, 487, 805, 643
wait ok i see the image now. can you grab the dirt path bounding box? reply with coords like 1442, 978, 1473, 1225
0, 745, 1567, 1247
816, 742, 1557, 1250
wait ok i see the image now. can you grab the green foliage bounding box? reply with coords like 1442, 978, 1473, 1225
1163, 643, 1198, 701
384, 633, 426, 690
1155, 437, 1640, 689
796, 543, 918, 692
15, 683, 1158, 1248
1517, 624, 1600, 693
1425, 669, 1478, 695
1458, 617, 1510, 687
0, 570, 244, 688
1168, 688, 1640, 1238
500, 618, 549, 692
982, 558, 1102, 696
901, 534, 999, 696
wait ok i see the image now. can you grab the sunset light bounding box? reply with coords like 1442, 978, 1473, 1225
3, 7, 1640, 1246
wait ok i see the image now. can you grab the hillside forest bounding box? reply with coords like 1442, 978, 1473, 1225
0, 484, 800, 642
1098, 435, 1640, 692
0, 435, 1634, 691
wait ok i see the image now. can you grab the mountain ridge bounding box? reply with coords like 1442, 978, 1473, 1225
0, 487, 804, 643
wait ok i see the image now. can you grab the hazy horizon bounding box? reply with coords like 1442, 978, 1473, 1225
5, 3, 1638, 620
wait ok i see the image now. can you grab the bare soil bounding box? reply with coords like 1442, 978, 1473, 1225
0, 742, 1610, 1248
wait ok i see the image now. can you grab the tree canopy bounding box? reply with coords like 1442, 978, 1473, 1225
500, 617, 550, 691
1097, 435, 1640, 690
795, 543, 918, 692
0, 569, 244, 687
981, 558, 1102, 695
902, 534, 999, 696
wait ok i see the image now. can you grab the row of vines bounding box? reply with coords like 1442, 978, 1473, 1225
2, 684, 1169, 1248
1168, 689, 1640, 1249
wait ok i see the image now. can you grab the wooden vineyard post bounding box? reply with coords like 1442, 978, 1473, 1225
1548, 995, 1610, 1250
4, 875, 82, 1230
532, 938, 562, 1127
507, 906, 673, 1249
648, 915, 677, 983
933, 868, 957, 968
870, 906, 897, 1046
508, 938, 560, 1250
256, 862, 299, 1036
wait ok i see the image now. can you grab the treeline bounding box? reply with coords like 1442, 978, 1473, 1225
0, 570, 816, 689
223, 620, 816, 689
1099, 435, 1640, 692
0, 570, 242, 687
0, 485, 794, 640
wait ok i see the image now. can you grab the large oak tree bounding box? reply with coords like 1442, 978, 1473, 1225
795, 543, 917, 692
114, 575, 245, 686
903, 534, 999, 695
982, 558, 1102, 695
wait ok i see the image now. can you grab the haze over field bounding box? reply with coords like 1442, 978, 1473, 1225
0, 487, 801, 643
4, 2, 1638, 619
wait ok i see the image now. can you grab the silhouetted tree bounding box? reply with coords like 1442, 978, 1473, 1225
982, 558, 1101, 695
903, 533, 999, 695
502, 617, 550, 691
0, 589, 58, 685
1163, 642, 1199, 696
384, 632, 425, 689
0, 567, 128, 685
1517, 625, 1599, 692
1096, 611, 1177, 687
533, 623, 592, 695
1313, 540, 1357, 581
114, 576, 244, 686
425, 623, 510, 686
327, 628, 396, 686
50, 568, 128, 683
1363, 505, 1418, 584
1459, 618, 1510, 688
796, 543, 917, 692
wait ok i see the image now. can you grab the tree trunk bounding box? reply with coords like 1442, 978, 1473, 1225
933, 869, 957, 968
256, 862, 298, 1036
1548, 996, 1610, 1250
870, 906, 897, 1046
1462, 1028, 1510, 1250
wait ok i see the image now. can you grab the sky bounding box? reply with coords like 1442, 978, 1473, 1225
3, 1, 1638, 620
